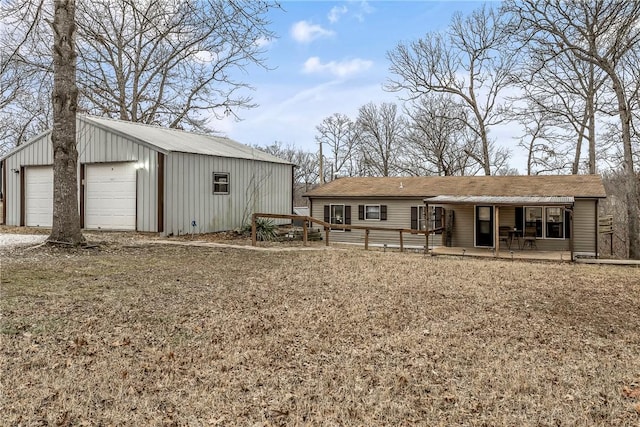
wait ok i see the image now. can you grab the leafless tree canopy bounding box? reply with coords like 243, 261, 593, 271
386, 4, 515, 175
0, 0, 279, 151
354, 102, 405, 177
315, 113, 358, 180
506, 0, 640, 258
402, 94, 481, 177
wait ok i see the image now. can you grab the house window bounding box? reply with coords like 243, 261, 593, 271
411, 206, 442, 232
418, 206, 427, 230
365, 205, 380, 220
359, 205, 387, 221
545, 207, 564, 238
213, 172, 229, 194
330, 204, 344, 225
324, 204, 351, 231
524, 207, 543, 237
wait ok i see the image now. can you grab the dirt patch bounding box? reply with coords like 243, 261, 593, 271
1, 239, 640, 425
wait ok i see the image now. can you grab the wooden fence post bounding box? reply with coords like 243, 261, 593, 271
251, 213, 257, 246
325, 227, 330, 246
399, 231, 404, 252
303, 220, 308, 246
365, 229, 370, 250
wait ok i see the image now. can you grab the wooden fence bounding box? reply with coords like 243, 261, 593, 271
251, 212, 442, 253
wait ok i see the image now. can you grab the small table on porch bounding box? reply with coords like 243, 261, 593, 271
508, 229, 523, 250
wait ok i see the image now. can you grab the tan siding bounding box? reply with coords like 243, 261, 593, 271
449, 205, 475, 248
573, 199, 597, 254
310, 198, 442, 249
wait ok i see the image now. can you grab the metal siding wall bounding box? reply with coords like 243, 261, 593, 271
77, 121, 158, 232
2, 133, 53, 225
164, 154, 292, 236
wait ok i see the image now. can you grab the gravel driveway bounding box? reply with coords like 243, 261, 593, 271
0, 234, 48, 248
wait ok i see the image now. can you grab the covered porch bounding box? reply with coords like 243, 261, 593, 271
425, 195, 575, 259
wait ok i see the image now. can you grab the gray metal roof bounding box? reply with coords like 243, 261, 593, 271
82, 116, 292, 164
425, 195, 575, 205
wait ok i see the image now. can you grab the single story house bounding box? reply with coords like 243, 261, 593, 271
1, 115, 293, 235
304, 175, 606, 257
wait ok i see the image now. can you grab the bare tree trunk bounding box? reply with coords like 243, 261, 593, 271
48, 0, 84, 245
610, 73, 640, 259
587, 62, 596, 175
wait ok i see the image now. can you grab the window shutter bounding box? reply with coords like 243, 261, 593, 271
515, 207, 524, 231
434, 207, 444, 234
380, 205, 387, 221
410, 206, 418, 230
358, 205, 364, 220
324, 205, 330, 223
564, 209, 571, 239
345, 205, 352, 232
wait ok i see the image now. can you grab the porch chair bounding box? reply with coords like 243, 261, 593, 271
498, 226, 511, 249
523, 226, 537, 249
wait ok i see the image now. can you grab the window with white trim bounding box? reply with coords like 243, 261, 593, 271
213, 172, 229, 194
330, 204, 344, 225
523, 206, 566, 239
418, 206, 427, 230
365, 205, 380, 220
524, 206, 543, 237
545, 207, 564, 238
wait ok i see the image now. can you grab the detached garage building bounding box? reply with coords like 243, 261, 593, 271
1, 115, 293, 235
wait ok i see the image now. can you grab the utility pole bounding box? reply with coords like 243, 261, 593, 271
318, 140, 324, 184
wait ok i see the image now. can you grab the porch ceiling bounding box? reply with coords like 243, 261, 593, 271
424, 195, 575, 206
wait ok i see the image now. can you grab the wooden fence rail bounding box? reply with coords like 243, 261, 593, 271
251, 212, 443, 253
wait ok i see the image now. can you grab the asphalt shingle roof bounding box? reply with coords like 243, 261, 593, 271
304, 175, 606, 199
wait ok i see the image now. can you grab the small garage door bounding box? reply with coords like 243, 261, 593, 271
85, 163, 136, 230
25, 166, 54, 227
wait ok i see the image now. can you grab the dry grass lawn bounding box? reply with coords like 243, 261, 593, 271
1, 238, 640, 426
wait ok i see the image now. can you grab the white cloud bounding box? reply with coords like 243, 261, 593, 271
303, 56, 373, 78
290, 20, 334, 44
328, 5, 348, 24
353, 0, 374, 22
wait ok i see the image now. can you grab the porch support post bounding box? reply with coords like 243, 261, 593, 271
495, 206, 500, 257
425, 202, 429, 255
569, 205, 574, 260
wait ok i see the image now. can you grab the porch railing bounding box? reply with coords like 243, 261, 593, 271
251, 212, 443, 252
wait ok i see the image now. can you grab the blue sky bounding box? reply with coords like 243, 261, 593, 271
217, 1, 486, 154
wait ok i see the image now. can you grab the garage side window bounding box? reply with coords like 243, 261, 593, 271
213, 172, 229, 194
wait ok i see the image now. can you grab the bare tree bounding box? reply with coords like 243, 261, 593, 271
315, 113, 357, 181
386, 4, 515, 175
509, 0, 640, 258
1, 0, 280, 149
49, 0, 84, 245
510, 31, 609, 174
402, 94, 481, 176
257, 142, 319, 191
509, 104, 574, 175
354, 102, 405, 177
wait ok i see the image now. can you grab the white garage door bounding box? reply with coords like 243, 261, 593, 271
25, 166, 53, 227
85, 163, 136, 230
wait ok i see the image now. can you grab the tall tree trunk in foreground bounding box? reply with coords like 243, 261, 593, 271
48, 0, 84, 245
